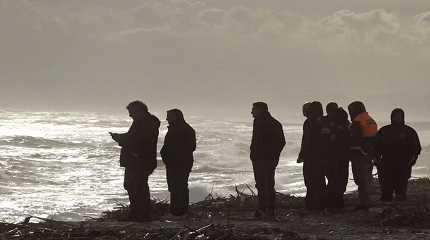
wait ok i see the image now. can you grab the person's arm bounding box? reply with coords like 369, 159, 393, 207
300, 119, 312, 162
279, 123, 286, 152
374, 129, 383, 166
118, 121, 140, 149
250, 120, 262, 161
190, 128, 197, 152
297, 121, 307, 163
160, 131, 169, 163
409, 128, 422, 166
278, 127, 286, 160
110, 121, 136, 147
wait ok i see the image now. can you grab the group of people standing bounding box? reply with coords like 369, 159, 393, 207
109, 100, 421, 222
298, 101, 422, 212
110, 101, 196, 221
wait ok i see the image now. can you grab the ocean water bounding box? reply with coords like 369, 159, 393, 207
0, 110, 429, 222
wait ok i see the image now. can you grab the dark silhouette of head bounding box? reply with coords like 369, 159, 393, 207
252, 102, 269, 118
309, 101, 324, 120
326, 102, 339, 117
127, 101, 148, 120
348, 101, 366, 120
335, 107, 349, 124
391, 108, 405, 125
302, 102, 312, 118
166, 108, 185, 125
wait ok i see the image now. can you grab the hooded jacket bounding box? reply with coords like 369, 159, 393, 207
161, 120, 196, 171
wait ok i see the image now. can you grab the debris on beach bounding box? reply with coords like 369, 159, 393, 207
0, 218, 304, 240
2, 179, 430, 240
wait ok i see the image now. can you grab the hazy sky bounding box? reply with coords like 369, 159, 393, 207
1, 0, 429, 119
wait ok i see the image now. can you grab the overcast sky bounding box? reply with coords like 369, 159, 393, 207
1, 0, 429, 119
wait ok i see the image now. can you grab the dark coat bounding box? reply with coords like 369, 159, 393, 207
300, 117, 327, 163
301, 117, 327, 210
161, 121, 196, 171
250, 112, 286, 166
322, 111, 351, 161
118, 113, 160, 174
376, 124, 421, 167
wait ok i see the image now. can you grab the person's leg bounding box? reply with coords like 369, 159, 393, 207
394, 164, 410, 201
351, 155, 371, 208
305, 160, 326, 210
350, 156, 359, 185
337, 159, 349, 208
306, 160, 326, 210
126, 187, 138, 220
182, 170, 191, 214
252, 161, 265, 213
361, 157, 372, 207
166, 167, 179, 215
303, 161, 313, 210
314, 164, 327, 210
124, 168, 139, 220
263, 164, 276, 217
325, 161, 337, 209
173, 170, 190, 216
134, 175, 151, 221
380, 163, 394, 201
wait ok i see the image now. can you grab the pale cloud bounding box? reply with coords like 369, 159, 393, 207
198, 8, 225, 27
6, 0, 428, 55
413, 12, 430, 43
0, 0, 429, 113
101, 4, 430, 56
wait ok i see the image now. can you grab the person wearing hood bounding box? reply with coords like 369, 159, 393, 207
250, 102, 286, 219
375, 108, 421, 201
348, 101, 378, 211
110, 101, 160, 222
301, 101, 327, 210
161, 109, 196, 216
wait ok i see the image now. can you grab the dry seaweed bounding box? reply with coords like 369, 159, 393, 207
0, 220, 304, 240
100, 185, 303, 222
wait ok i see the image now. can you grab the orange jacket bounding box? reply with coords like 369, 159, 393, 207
353, 112, 378, 137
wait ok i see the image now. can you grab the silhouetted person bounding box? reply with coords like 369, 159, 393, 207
161, 109, 196, 216
348, 101, 377, 211
323, 105, 350, 210
110, 101, 160, 221
301, 101, 327, 210
250, 102, 286, 219
375, 109, 421, 201
297, 102, 312, 163
321, 102, 339, 168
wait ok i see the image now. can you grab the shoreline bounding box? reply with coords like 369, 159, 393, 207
2, 178, 430, 239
